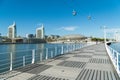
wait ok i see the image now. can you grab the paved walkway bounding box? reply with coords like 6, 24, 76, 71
0, 43, 120, 80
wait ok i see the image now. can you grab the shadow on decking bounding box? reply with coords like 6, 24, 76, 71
14, 64, 52, 74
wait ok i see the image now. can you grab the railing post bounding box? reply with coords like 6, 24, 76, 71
74, 44, 76, 50
32, 49, 35, 64
55, 47, 57, 56
71, 45, 73, 51
74, 44, 75, 50
76, 44, 77, 50
77, 44, 79, 49
46, 48, 48, 60
117, 52, 119, 72
73, 44, 75, 51
71, 45, 72, 51
23, 56, 25, 66
67, 45, 69, 53
40, 52, 42, 62
78, 44, 80, 49
61, 46, 63, 54
51, 51, 53, 58
10, 52, 12, 71
113, 49, 116, 60
112, 48, 114, 58
81, 44, 82, 48
73, 45, 75, 51
79, 44, 81, 49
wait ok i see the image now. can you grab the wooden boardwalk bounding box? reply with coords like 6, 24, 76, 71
0, 43, 120, 80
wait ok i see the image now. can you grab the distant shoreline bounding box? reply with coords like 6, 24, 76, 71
0, 42, 47, 45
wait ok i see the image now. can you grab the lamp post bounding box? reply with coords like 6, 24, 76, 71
101, 26, 107, 43
103, 26, 107, 43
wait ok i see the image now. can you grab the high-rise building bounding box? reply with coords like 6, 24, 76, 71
8, 22, 17, 39
36, 24, 45, 39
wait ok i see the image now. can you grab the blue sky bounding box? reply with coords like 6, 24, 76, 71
0, 0, 120, 37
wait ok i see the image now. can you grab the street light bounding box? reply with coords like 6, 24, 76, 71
103, 26, 107, 43
100, 26, 107, 43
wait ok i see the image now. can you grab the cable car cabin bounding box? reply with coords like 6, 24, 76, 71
72, 10, 77, 16
88, 16, 91, 20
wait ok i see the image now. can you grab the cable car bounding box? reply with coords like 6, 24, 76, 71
72, 10, 77, 16
88, 15, 91, 20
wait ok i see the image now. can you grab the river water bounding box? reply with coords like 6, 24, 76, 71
109, 42, 120, 53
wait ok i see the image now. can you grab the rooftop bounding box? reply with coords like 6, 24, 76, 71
61, 34, 86, 39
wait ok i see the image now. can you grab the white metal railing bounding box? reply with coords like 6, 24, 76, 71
0, 43, 90, 73
105, 43, 120, 77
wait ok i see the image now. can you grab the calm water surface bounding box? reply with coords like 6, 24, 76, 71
110, 42, 120, 53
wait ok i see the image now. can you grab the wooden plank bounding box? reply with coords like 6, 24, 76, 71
97, 70, 100, 80
104, 71, 108, 80
107, 71, 112, 80
85, 69, 91, 80
111, 72, 116, 80
80, 69, 88, 80
76, 69, 86, 80
88, 69, 94, 80
92, 70, 97, 80
101, 71, 104, 80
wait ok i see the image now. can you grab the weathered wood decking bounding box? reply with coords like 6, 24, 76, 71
0, 43, 120, 80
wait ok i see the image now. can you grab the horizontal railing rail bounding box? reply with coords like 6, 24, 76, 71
0, 42, 94, 74
105, 43, 120, 77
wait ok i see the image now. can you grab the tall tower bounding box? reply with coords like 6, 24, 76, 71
8, 22, 17, 38
36, 24, 45, 39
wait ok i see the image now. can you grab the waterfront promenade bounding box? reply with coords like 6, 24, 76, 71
0, 43, 120, 80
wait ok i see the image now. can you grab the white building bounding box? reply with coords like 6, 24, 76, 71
47, 35, 60, 39
36, 24, 45, 39
115, 32, 120, 42
8, 22, 17, 39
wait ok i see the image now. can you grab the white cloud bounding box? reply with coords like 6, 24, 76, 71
58, 26, 77, 31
